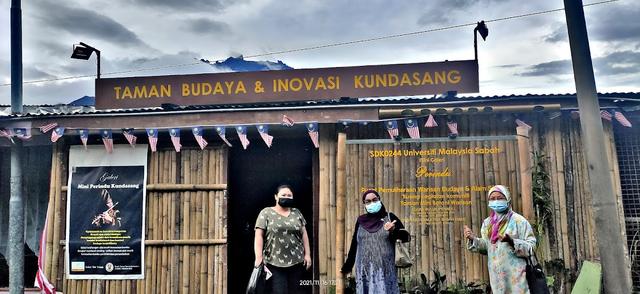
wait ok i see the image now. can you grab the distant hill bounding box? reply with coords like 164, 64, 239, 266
201, 56, 293, 72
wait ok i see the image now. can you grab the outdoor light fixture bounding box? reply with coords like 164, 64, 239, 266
473, 21, 488, 61
71, 42, 101, 79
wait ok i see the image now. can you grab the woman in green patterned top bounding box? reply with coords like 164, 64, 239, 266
254, 184, 311, 294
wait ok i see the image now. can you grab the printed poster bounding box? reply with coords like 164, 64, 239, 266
66, 145, 147, 279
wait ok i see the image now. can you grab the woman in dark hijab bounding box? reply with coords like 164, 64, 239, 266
340, 189, 409, 294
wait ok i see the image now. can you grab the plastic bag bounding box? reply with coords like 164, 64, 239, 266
246, 263, 267, 294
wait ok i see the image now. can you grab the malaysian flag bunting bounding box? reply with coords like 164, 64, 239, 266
614, 111, 632, 127
424, 114, 438, 128
101, 129, 113, 153
548, 111, 562, 120
35, 207, 56, 294
405, 119, 420, 139
170, 128, 182, 152
282, 115, 295, 127
447, 120, 458, 138
236, 126, 250, 150
600, 110, 613, 121
13, 128, 32, 140
146, 129, 158, 152
215, 126, 233, 147
0, 129, 14, 143
51, 127, 65, 143
123, 129, 137, 148
385, 120, 399, 139
515, 118, 532, 131
256, 125, 273, 148
306, 122, 319, 148
39, 122, 58, 134
192, 127, 208, 150
78, 129, 89, 149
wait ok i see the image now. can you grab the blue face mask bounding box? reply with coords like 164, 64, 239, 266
365, 201, 382, 214
488, 200, 509, 213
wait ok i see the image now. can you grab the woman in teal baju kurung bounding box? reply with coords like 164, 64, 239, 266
464, 185, 537, 294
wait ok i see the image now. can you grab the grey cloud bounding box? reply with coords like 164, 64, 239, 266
519, 50, 640, 77
544, 27, 566, 43
184, 18, 231, 34
519, 60, 572, 77
127, 0, 244, 11
25, 67, 57, 80
33, 1, 146, 47
494, 64, 522, 68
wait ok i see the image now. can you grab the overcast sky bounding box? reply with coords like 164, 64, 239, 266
0, 0, 638, 105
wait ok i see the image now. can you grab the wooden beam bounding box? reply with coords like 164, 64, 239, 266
335, 131, 347, 294
516, 126, 534, 221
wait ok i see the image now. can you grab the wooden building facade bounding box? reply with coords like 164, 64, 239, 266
1, 93, 639, 293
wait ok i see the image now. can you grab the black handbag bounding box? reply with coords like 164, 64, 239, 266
525, 252, 550, 294
246, 263, 267, 294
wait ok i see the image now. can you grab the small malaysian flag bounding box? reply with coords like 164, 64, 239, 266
192, 127, 208, 150
51, 127, 65, 143
385, 121, 399, 139
236, 126, 250, 149
0, 129, 14, 143
78, 129, 89, 149
307, 122, 319, 148
424, 114, 438, 128
600, 110, 613, 121
614, 111, 632, 127
146, 129, 158, 152
101, 129, 113, 153
39, 122, 58, 134
405, 119, 420, 139
170, 128, 182, 152
215, 126, 232, 147
122, 129, 137, 148
282, 115, 295, 127
548, 111, 562, 120
13, 128, 32, 140
447, 121, 458, 138
35, 207, 56, 294
256, 125, 273, 148
515, 118, 532, 131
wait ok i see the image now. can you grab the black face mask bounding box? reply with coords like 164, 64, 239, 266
278, 197, 294, 208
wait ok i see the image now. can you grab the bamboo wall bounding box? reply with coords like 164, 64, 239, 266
318, 113, 625, 292
43, 144, 229, 294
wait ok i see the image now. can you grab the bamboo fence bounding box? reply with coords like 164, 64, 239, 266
44, 146, 228, 294
318, 113, 625, 292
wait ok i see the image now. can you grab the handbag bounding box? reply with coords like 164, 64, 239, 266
387, 213, 413, 268
525, 252, 550, 294
246, 263, 267, 294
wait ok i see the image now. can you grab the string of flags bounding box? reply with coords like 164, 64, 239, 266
0, 110, 634, 153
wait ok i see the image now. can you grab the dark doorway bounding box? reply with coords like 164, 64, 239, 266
228, 129, 315, 293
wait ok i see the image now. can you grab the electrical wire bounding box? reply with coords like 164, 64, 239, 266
0, 0, 621, 87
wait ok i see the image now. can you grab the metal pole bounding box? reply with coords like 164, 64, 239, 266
563, 0, 632, 292
473, 28, 478, 61
96, 49, 101, 79
9, 0, 24, 292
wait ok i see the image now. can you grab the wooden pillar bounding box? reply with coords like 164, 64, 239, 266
335, 132, 347, 293
516, 126, 534, 221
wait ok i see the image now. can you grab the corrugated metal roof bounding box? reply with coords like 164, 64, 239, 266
1, 92, 638, 118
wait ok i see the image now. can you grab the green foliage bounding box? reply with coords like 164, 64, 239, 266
531, 151, 553, 244
402, 270, 489, 294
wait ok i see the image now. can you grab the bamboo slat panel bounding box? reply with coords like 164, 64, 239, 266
44, 145, 228, 294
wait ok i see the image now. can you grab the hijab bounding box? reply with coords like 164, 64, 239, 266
487, 185, 513, 244
357, 189, 388, 233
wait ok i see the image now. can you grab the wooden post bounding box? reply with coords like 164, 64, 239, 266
516, 126, 534, 222
335, 131, 347, 293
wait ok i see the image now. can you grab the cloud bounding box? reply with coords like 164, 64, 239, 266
32, 1, 147, 48
127, 0, 244, 11
519, 50, 640, 77
183, 18, 231, 35
520, 59, 572, 76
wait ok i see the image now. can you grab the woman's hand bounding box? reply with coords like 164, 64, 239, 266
254, 256, 263, 267
500, 234, 515, 248
303, 254, 312, 270
463, 225, 476, 241
384, 220, 397, 231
